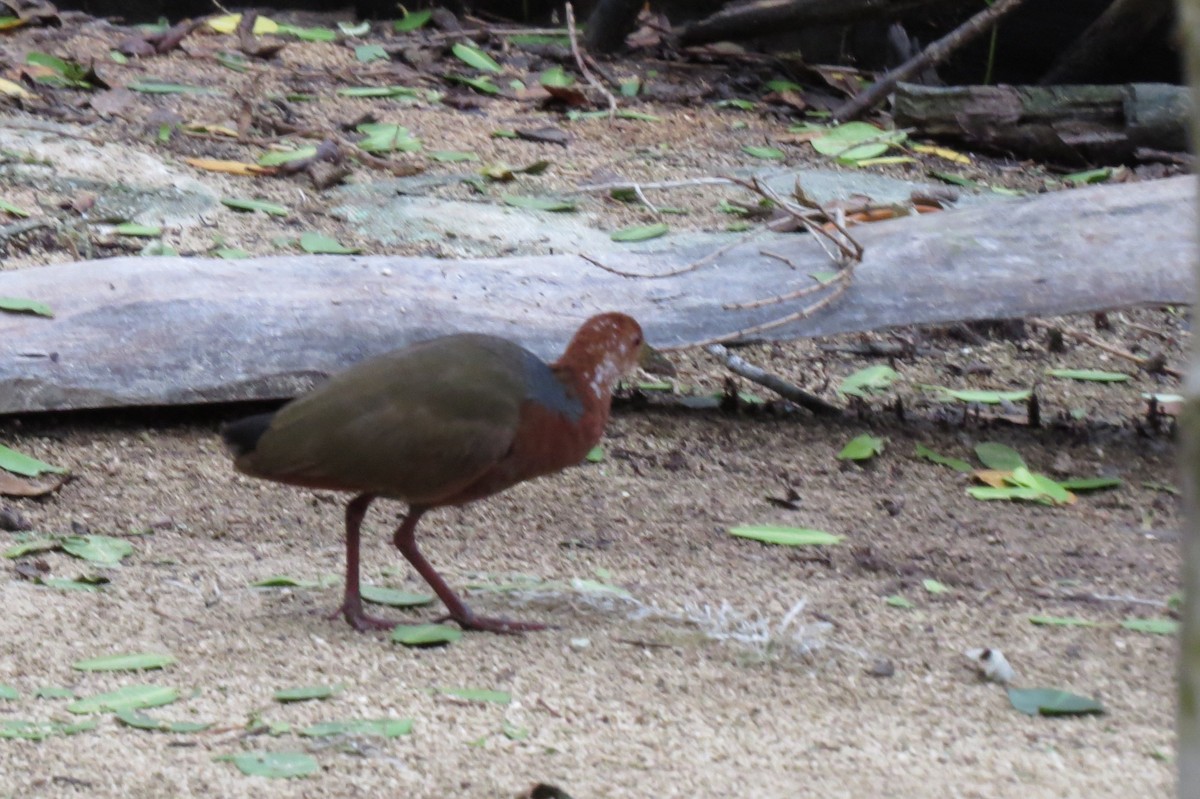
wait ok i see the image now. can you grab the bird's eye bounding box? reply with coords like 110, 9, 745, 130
633, 335, 643, 346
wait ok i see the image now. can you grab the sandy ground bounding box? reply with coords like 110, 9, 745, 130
0, 8, 1186, 798
0, 327, 1182, 797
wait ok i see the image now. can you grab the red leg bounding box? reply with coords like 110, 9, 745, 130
336, 493, 397, 632
393, 508, 546, 635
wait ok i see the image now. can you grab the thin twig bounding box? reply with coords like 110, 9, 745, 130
832, 0, 1030, 121
566, 2, 618, 116
575, 177, 736, 193
688, 280, 852, 347
1028, 318, 1182, 378
578, 225, 768, 279
632, 184, 659, 214
0, 218, 55, 241
705, 343, 840, 416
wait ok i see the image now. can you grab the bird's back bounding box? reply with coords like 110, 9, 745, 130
228, 334, 559, 504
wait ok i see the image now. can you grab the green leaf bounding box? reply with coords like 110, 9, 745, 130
1029, 615, 1097, 627
585, 446, 605, 463
356, 122, 422, 153
931, 171, 979, 188
299, 232, 360, 255
967, 486, 1053, 503
0, 297, 54, 317
0, 685, 18, 700
114, 222, 161, 237
1007, 466, 1073, 505
274, 684, 340, 703
1046, 368, 1130, 383
0, 719, 97, 740
502, 721, 530, 740
440, 687, 511, 704
1063, 167, 1112, 185
837, 434, 884, 461
742, 145, 785, 160
299, 718, 413, 737
922, 385, 1032, 404
338, 85, 423, 98
1056, 476, 1121, 492
276, 23, 337, 42
837, 365, 897, 397
615, 110, 661, 122
619, 78, 640, 97
0, 444, 67, 477
61, 535, 134, 565
215, 51, 249, 72
73, 652, 175, 672
611, 223, 669, 242
766, 79, 805, 92
502, 195, 577, 212
221, 198, 289, 216
431, 149, 479, 163
1121, 618, 1178, 635
1007, 687, 1104, 717
914, 444, 973, 473
360, 585, 434, 607
452, 42, 502, 73
885, 595, 914, 609
539, 66, 574, 87
115, 709, 211, 733
218, 751, 319, 778
974, 442, 1025, 470
0, 198, 31, 217
214, 247, 251, 260
715, 99, 756, 110
810, 121, 905, 163
922, 579, 949, 594
42, 575, 108, 591
729, 525, 843, 546
4, 538, 58, 559
505, 33, 569, 47
67, 684, 178, 714
257, 146, 318, 167
355, 44, 388, 63
449, 74, 501, 94
391, 624, 462, 646
393, 9, 432, 32
251, 574, 338, 588
128, 80, 222, 95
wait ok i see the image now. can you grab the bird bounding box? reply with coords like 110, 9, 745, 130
222, 313, 658, 634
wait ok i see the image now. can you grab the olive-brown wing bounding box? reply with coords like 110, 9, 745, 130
237, 335, 530, 504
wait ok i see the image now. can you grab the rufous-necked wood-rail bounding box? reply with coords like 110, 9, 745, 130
222, 313, 657, 634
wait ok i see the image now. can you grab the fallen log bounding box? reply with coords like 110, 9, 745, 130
892, 82, 1190, 164
0, 176, 1192, 415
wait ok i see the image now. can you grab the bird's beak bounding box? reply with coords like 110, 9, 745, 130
638, 342, 676, 377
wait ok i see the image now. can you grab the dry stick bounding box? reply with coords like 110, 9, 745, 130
832, 0, 1030, 122
565, 2, 618, 116
705, 343, 841, 416
686, 280, 852, 348
1028, 318, 1182, 379
578, 226, 767, 279
576, 177, 736, 193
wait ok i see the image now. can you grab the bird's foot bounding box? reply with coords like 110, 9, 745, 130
437, 611, 548, 635
331, 603, 397, 632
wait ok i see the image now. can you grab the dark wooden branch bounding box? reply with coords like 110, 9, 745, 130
1040, 0, 1174, 85
832, 0, 1029, 122
678, 0, 944, 47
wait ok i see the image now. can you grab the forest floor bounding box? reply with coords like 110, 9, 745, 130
0, 7, 1185, 798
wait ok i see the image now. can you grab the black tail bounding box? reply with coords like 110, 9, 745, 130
220, 412, 276, 458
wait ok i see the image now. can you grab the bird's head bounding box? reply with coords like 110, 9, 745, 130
560, 313, 672, 400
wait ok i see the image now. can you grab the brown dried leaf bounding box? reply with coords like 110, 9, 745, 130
0, 470, 66, 497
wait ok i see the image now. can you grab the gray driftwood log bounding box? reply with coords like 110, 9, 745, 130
0, 176, 1192, 415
